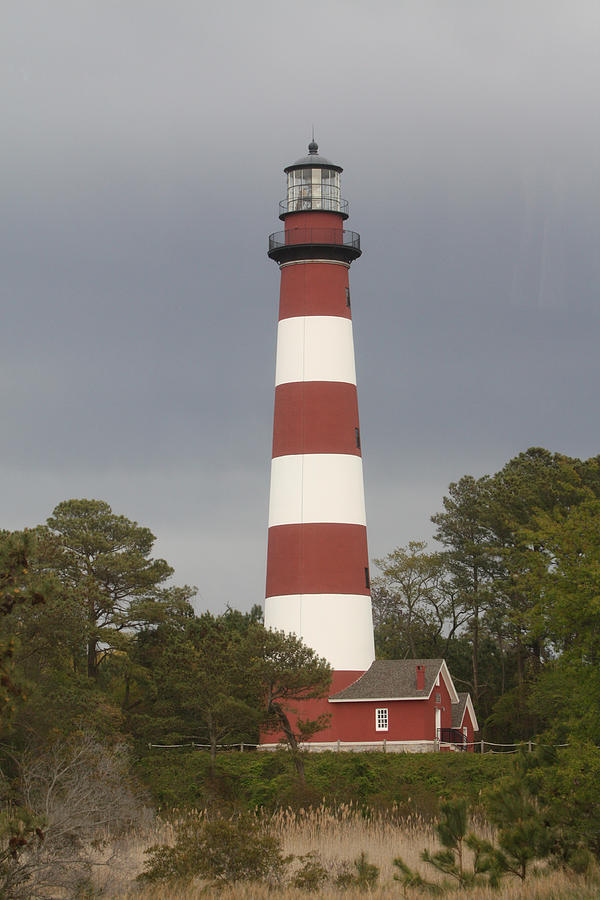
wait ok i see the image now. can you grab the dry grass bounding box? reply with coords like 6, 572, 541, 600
90, 805, 600, 899
124, 876, 600, 900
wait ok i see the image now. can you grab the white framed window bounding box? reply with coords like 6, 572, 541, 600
375, 707, 388, 731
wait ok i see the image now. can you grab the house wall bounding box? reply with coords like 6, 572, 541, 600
260, 668, 455, 747
331, 675, 454, 743
259, 670, 362, 746
461, 709, 476, 750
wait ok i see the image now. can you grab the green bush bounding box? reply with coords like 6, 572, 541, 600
335, 851, 379, 891
138, 814, 288, 887
136, 748, 512, 817
291, 853, 329, 891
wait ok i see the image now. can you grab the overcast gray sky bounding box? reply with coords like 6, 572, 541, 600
2, 1, 599, 612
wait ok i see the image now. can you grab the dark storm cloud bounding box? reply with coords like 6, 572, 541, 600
2, 1, 600, 608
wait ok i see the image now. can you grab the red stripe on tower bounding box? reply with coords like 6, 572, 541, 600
272, 382, 361, 458
265, 141, 375, 676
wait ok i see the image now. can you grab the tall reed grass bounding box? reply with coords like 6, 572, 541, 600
91, 804, 599, 899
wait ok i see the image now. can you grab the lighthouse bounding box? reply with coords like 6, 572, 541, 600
265, 141, 375, 689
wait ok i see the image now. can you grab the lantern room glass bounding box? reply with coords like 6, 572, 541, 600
286, 168, 341, 212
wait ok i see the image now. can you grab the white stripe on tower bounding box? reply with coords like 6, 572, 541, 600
265, 143, 375, 673
263, 594, 375, 669
268, 454, 366, 527
275, 316, 357, 386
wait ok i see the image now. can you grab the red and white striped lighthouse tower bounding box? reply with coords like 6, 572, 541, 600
265, 142, 375, 693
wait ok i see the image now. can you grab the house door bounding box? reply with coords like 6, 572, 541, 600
435, 707, 441, 742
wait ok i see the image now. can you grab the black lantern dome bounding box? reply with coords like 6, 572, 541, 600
284, 141, 343, 174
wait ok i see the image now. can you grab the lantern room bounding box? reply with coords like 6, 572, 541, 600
280, 141, 348, 218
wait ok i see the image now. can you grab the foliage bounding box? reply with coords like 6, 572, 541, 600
44, 499, 195, 679
528, 660, 600, 745
136, 747, 512, 814
535, 742, 600, 864
138, 815, 288, 887
475, 746, 557, 881
419, 798, 484, 888
249, 625, 332, 783
373, 542, 458, 659
373, 448, 600, 736
0, 806, 45, 899
152, 613, 261, 772
393, 855, 442, 895
290, 852, 329, 891
431, 475, 498, 707
0, 732, 142, 898
392, 749, 590, 893
0, 530, 56, 724
334, 851, 379, 890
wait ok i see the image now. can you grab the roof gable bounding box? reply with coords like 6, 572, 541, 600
329, 659, 459, 704
452, 693, 479, 732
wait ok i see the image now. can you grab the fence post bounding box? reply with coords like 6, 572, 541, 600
336, 739, 341, 753
240, 742, 244, 753
528, 740, 532, 753
481, 739, 485, 754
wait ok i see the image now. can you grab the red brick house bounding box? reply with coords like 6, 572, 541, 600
261, 658, 479, 753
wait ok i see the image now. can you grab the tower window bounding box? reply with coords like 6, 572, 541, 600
355, 427, 361, 449
345, 287, 351, 307
375, 708, 388, 731
364, 567, 370, 589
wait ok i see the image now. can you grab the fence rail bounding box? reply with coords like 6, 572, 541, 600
148, 742, 258, 751
279, 197, 349, 216
268, 228, 360, 252
148, 739, 570, 754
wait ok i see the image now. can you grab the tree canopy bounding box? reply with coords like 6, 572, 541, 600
374, 447, 600, 739
44, 499, 195, 678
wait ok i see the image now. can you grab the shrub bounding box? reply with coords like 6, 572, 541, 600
290, 852, 329, 891
1, 733, 141, 899
335, 851, 379, 891
139, 814, 288, 887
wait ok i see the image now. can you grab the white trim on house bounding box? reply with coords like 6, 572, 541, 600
437, 660, 460, 704
329, 695, 434, 703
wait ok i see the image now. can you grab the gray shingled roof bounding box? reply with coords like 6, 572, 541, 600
330, 659, 444, 701
452, 693, 469, 729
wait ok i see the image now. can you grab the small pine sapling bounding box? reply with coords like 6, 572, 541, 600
420, 798, 480, 888
335, 852, 379, 891
481, 747, 554, 881
393, 856, 443, 896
